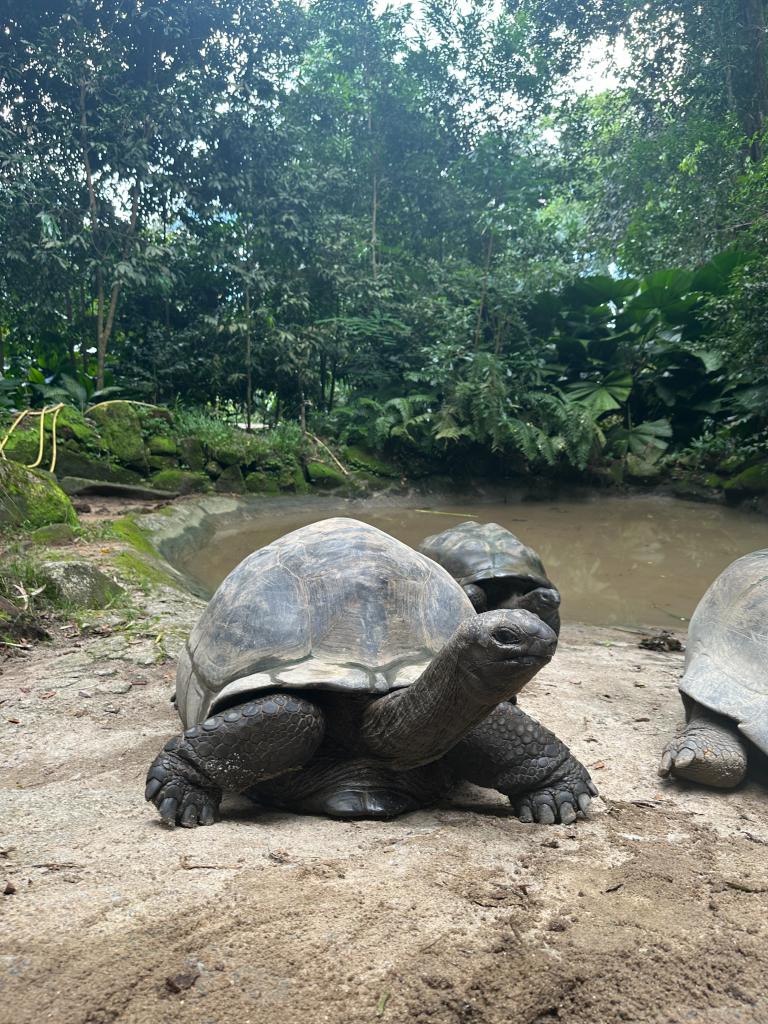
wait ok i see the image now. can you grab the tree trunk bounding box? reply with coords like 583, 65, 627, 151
244, 285, 253, 432
473, 231, 494, 348
734, 0, 768, 160
371, 172, 379, 278
328, 362, 337, 414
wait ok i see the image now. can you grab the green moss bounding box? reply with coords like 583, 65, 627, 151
245, 471, 281, 494
342, 445, 400, 478
209, 444, 242, 467
275, 459, 309, 493
112, 550, 183, 592
148, 454, 179, 471
54, 449, 143, 483
28, 522, 77, 546
148, 435, 177, 456
88, 401, 148, 470
178, 436, 205, 471
723, 462, 768, 496
57, 406, 99, 446
0, 461, 78, 529
214, 464, 246, 493
307, 460, 348, 489
624, 454, 663, 482
109, 516, 159, 557
150, 468, 210, 494
40, 559, 125, 609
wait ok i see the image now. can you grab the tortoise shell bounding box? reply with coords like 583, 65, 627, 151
679, 548, 768, 756
175, 517, 474, 728
418, 521, 553, 591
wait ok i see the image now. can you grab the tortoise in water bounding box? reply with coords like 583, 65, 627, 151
418, 521, 561, 633
659, 549, 768, 789
145, 518, 596, 827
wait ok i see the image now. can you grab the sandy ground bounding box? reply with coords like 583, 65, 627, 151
2, 582, 768, 1024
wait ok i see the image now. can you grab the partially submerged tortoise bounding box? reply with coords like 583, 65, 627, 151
418, 520, 561, 633
146, 518, 595, 827
659, 549, 768, 789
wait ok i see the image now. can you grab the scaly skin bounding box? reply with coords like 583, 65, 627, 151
359, 609, 556, 769
659, 703, 749, 789
145, 693, 325, 826
447, 701, 597, 824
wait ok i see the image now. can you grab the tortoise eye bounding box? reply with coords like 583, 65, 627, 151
492, 627, 519, 646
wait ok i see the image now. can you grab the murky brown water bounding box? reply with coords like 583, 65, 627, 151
178, 495, 768, 628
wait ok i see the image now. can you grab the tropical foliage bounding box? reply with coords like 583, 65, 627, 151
1, 0, 766, 478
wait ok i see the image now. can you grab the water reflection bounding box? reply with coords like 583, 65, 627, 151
178, 495, 768, 629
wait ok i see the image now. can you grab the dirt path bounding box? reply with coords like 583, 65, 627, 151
2, 599, 768, 1024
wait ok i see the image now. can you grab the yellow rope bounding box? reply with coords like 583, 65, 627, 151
29, 405, 48, 468
0, 403, 65, 472
49, 404, 63, 474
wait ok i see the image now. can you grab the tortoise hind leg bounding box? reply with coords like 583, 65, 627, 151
659, 702, 748, 789
145, 692, 325, 827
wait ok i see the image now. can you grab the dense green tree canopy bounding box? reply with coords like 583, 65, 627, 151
1, 0, 766, 477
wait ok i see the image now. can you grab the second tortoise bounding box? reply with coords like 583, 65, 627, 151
419, 520, 561, 633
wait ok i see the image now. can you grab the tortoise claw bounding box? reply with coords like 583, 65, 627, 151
145, 748, 222, 828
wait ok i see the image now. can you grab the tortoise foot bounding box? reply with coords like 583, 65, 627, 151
145, 742, 222, 828
513, 756, 598, 825
659, 719, 748, 789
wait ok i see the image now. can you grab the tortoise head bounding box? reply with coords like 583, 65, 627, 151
451, 608, 556, 701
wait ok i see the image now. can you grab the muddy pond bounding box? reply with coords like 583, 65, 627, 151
175, 493, 768, 629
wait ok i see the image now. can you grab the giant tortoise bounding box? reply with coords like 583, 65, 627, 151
418, 520, 561, 633
145, 518, 596, 827
659, 549, 768, 789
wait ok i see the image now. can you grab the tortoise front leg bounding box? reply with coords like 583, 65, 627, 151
145, 692, 325, 828
445, 701, 597, 824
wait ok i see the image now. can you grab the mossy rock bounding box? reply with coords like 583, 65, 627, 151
668, 477, 720, 503
205, 460, 223, 479
214, 464, 246, 494
208, 442, 243, 467
277, 460, 309, 494
307, 460, 348, 489
342, 445, 400, 478
0, 461, 78, 529
723, 463, 768, 498
624, 454, 663, 483
54, 449, 143, 484
0, 406, 100, 469
112, 550, 182, 591
0, 422, 43, 464
148, 454, 179, 471
110, 517, 158, 557
88, 401, 148, 470
28, 522, 77, 546
148, 435, 177, 456
716, 455, 748, 474
57, 406, 99, 446
149, 469, 210, 494
40, 560, 124, 609
245, 471, 280, 495
178, 437, 205, 472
